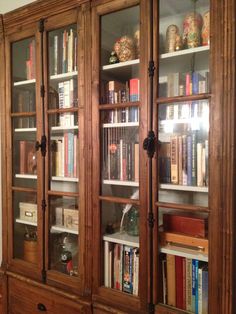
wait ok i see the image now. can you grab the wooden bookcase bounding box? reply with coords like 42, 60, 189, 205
0, 0, 235, 313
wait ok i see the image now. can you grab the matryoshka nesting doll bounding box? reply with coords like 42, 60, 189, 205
183, 12, 203, 48
165, 24, 182, 53
202, 11, 210, 46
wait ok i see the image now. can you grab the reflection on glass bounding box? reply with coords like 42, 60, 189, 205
49, 196, 78, 277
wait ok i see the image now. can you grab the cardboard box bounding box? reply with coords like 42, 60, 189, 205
19, 202, 37, 223
64, 208, 78, 230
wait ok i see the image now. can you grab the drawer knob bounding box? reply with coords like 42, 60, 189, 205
37, 303, 47, 311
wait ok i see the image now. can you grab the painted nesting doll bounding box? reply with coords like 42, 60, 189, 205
202, 11, 210, 46
183, 12, 203, 48
165, 24, 182, 53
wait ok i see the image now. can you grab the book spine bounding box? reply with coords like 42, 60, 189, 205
191, 132, 197, 186
170, 136, 178, 184
166, 254, 176, 307
186, 258, 192, 312
123, 246, 133, 294
175, 256, 184, 309
187, 135, 192, 185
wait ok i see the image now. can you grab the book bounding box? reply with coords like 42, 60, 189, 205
166, 254, 176, 307
163, 212, 208, 238
123, 246, 133, 294
129, 78, 140, 102
170, 136, 178, 184
175, 256, 184, 309
19, 141, 37, 175
186, 258, 192, 312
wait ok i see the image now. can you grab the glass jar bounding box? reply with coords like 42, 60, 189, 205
126, 206, 139, 236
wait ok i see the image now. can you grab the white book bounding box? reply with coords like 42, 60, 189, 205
197, 143, 203, 186
104, 241, 109, 287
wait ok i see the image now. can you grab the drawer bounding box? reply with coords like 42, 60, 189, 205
8, 277, 91, 314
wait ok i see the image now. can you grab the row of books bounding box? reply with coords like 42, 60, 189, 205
14, 90, 35, 128
104, 241, 139, 296
103, 138, 139, 182
57, 78, 78, 127
159, 71, 209, 98
103, 107, 139, 124
163, 254, 208, 314
159, 135, 208, 186
160, 101, 209, 121
102, 78, 140, 105
50, 28, 77, 75
51, 133, 78, 178
26, 39, 36, 80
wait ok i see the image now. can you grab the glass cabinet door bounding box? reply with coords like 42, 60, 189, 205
99, 5, 140, 297
156, 0, 210, 312
47, 23, 79, 278
11, 37, 38, 264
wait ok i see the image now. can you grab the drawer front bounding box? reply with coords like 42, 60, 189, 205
8, 277, 91, 314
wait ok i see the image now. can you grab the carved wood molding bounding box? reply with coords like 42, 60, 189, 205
3, 0, 88, 35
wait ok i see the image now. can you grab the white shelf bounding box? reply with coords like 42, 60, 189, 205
15, 219, 37, 227
51, 176, 78, 182
160, 245, 208, 262
160, 184, 208, 193
51, 225, 78, 235
14, 127, 37, 133
160, 45, 210, 60
102, 59, 139, 70
13, 79, 36, 86
50, 71, 78, 80
102, 122, 139, 128
103, 180, 139, 187
15, 174, 37, 180
51, 125, 78, 132
103, 232, 139, 248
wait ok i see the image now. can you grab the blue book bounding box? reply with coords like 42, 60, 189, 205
195, 260, 199, 313
192, 72, 199, 95
202, 265, 208, 314
192, 259, 196, 313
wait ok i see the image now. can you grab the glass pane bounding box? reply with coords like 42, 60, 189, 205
100, 5, 140, 297
49, 196, 78, 277
159, 0, 210, 98
158, 100, 209, 206
13, 191, 38, 263
11, 36, 38, 264
157, 0, 209, 310
47, 23, 79, 278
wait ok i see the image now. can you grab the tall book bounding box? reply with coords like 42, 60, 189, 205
123, 246, 133, 294
166, 254, 176, 307
170, 136, 178, 184
175, 256, 184, 309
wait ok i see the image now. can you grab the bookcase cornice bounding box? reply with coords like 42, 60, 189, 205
3, 0, 88, 35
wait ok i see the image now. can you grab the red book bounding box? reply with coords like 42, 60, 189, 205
175, 256, 184, 309
163, 213, 208, 238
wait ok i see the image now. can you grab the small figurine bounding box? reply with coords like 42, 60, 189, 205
165, 24, 182, 53
114, 35, 136, 62
202, 11, 210, 46
183, 12, 203, 48
108, 51, 119, 64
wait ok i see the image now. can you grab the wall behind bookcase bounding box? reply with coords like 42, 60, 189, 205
0, 0, 36, 14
